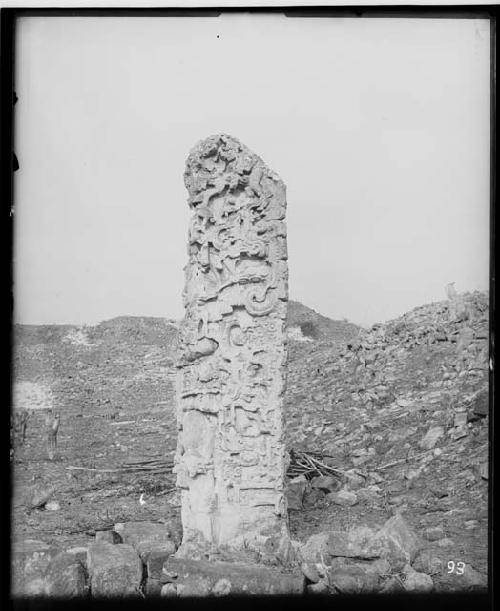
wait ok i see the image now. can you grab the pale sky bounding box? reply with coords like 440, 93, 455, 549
13, 14, 491, 327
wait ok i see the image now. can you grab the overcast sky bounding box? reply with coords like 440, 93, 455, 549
13, 14, 490, 328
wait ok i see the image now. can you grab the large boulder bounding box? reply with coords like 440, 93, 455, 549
370, 513, 421, 570
87, 541, 143, 597
299, 514, 420, 571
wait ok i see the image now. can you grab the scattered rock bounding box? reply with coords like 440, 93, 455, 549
436, 538, 455, 548
303, 488, 325, 508
471, 389, 488, 418
423, 526, 445, 541
326, 489, 358, 507
379, 575, 405, 593
160, 583, 177, 597
419, 426, 444, 450
300, 562, 321, 583
464, 520, 478, 530
402, 564, 434, 592
412, 550, 444, 574
356, 486, 381, 503
344, 469, 366, 490
450, 426, 468, 441
299, 532, 331, 563
311, 475, 340, 493
371, 513, 421, 571
307, 580, 329, 594
461, 564, 488, 590
28, 485, 56, 510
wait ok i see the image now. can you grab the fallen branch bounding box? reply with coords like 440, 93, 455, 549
66, 466, 122, 473
287, 449, 345, 480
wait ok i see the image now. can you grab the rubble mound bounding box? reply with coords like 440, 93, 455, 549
11, 291, 488, 595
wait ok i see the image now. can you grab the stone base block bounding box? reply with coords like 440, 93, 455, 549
162, 558, 305, 596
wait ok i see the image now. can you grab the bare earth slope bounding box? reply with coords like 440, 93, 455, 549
11, 293, 489, 592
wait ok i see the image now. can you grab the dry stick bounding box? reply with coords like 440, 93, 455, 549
66, 466, 122, 473
155, 487, 177, 496
304, 454, 322, 477
378, 457, 408, 470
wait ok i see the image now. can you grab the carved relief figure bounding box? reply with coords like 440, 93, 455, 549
174, 134, 289, 553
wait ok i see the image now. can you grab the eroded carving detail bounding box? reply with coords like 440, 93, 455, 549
174, 134, 289, 553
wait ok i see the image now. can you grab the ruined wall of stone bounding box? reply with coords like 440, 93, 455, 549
174, 134, 289, 551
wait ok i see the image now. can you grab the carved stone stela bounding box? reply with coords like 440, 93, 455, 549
174, 134, 289, 553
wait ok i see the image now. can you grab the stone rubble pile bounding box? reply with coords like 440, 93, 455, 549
11, 291, 489, 596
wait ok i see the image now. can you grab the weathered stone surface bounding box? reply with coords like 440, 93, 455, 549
11, 539, 61, 596
299, 514, 420, 570
423, 526, 445, 541
371, 513, 421, 570
344, 470, 367, 490
403, 564, 434, 592
412, 549, 444, 574
299, 532, 331, 563
95, 530, 121, 544
28, 485, 56, 510
114, 521, 177, 562
147, 549, 178, 580
87, 541, 143, 597
328, 527, 381, 560
311, 475, 339, 492
162, 558, 304, 596
175, 134, 289, 553
285, 475, 309, 510
380, 575, 405, 593
419, 426, 445, 450
303, 488, 325, 508
461, 564, 488, 589
44, 552, 87, 597
307, 581, 329, 594
145, 578, 162, 597
326, 489, 358, 506
327, 565, 380, 594
300, 562, 321, 583
66, 546, 89, 568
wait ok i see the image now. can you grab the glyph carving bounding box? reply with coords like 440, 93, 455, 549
174, 134, 289, 553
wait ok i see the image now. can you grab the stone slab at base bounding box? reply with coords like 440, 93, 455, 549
162, 557, 305, 596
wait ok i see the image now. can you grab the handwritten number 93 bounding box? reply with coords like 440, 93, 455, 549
447, 561, 465, 574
